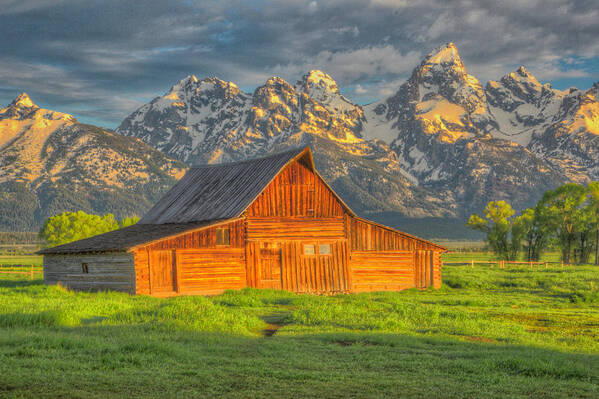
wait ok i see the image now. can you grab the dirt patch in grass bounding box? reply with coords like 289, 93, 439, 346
463, 335, 499, 344
262, 324, 282, 337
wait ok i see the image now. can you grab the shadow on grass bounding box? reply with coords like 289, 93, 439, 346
0, 278, 43, 288
1, 315, 598, 399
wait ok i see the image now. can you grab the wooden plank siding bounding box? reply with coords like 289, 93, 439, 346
282, 241, 349, 294
133, 220, 245, 295
43, 252, 135, 293
246, 217, 345, 240
347, 217, 444, 292
349, 251, 415, 293
433, 251, 442, 289
176, 249, 246, 295
245, 160, 344, 218
243, 160, 350, 294
139, 220, 245, 251
350, 217, 442, 251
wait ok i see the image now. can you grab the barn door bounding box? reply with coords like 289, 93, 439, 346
149, 250, 177, 295
414, 250, 434, 289
259, 242, 282, 289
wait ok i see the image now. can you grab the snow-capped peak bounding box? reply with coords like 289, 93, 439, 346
505, 66, 543, 92
412, 42, 472, 89
10, 92, 37, 109
589, 82, 599, 100
298, 70, 340, 94
295, 70, 358, 114
425, 42, 461, 65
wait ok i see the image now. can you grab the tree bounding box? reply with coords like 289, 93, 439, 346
588, 182, 599, 265
39, 211, 139, 247
573, 206, 594, 264
119, 216, 140, 228
517, 205, 552, 261
467, 201, 521, 260
539, 184, 587, 264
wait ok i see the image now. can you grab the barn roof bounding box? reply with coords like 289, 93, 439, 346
139, 146, 354, 224
37, 220, 231, 254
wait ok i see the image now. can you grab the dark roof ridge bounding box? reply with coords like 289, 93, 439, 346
188, 147, 306, 169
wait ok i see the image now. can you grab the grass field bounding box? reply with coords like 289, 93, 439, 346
0, 258, 598, 398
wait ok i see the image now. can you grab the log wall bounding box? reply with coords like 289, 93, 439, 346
44, 252, 135, 293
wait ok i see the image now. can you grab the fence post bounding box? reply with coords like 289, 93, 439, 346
471, 260, 474, 269
30, 264, 34, 280
529, 261, 532, 269
545, 262, 548, 269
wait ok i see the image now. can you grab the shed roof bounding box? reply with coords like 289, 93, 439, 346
38, 220, 230, 254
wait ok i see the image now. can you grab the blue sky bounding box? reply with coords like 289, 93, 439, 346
1, 0, 598, 128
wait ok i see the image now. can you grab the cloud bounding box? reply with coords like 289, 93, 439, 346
272, 46, 422, 85
0, 0, 597, 127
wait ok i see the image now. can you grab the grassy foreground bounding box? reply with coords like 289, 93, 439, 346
0, 264, 598, 398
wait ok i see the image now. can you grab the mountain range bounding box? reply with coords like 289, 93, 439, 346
1, 43, 597, 236
0, 94, 186, 231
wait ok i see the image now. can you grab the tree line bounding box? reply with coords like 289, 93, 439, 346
467, 182, 599, 265
39, 211, 140, 247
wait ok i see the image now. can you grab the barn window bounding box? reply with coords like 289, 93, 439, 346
215, 227, 230, 245
303, 244, 315, 255
81, 263, 89, 273
318, 244, 331, 255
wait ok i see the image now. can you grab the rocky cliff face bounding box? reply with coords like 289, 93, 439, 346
0, 93, 186, 230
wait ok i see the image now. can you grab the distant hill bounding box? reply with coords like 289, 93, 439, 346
0, 93, 187, 231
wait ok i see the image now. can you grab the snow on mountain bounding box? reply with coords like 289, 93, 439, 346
116, 43, 598, 220
485, 66, 567, 146
0, 93, 186, 230
117, 71, 452, 218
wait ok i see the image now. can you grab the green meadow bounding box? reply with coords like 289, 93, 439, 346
0, 258, 598, 398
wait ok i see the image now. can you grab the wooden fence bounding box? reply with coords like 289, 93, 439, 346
0, 264, 43, 279
442, 260, 573, 269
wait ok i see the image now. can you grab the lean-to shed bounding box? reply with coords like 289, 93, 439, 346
40, 147, 446, 296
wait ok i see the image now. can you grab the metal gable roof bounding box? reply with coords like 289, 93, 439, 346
138, 146, 351, 224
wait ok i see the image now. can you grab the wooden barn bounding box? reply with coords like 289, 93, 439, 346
40, 147, 446, 296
